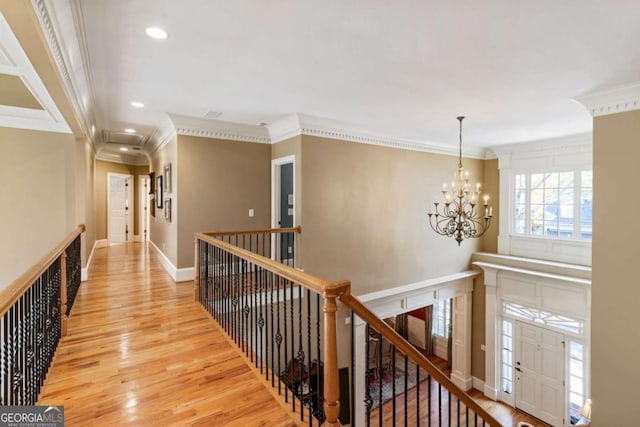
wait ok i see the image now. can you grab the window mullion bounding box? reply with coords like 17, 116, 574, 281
574, 170, 582, 239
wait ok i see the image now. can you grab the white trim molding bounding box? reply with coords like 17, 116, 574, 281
352, 271, 479, 426
149, 240, 177, 282
153, 112, 490, 159
169, 113, 271, 144
148, 240, 194, 282
574, 81, 640, 117
0, 11, 71, 134
472, 252, 591, 408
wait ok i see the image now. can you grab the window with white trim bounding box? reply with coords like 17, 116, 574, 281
514, 170, 592, 240
569, 340, 586, 422
434, 299, 451, 338
502, 319, 514, 395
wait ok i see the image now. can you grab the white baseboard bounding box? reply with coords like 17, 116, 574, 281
472, 377, 485, 392
95, 239, 108, 248
176, 267, 195, 282
133, 234, 142, 242
81, 238, 103, 281
484, 384, 499, 401
451, 373, 473, 391
149, 240, 178, 281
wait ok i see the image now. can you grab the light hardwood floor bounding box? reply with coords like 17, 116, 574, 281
38, 243, 299, 426
39, 242, 549, 427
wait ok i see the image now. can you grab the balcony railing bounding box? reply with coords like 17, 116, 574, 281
0, 224, 85, 405
195, 227, 500, 427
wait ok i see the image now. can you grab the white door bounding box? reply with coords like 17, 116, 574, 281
515, 321, 565, 426
108, 173, 133, 244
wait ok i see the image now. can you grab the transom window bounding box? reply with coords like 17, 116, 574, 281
514, 170, 592, 240
503, 302, 584, 335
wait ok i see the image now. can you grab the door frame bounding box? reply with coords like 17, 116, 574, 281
138, 175, 150, 241
271, 155, 296, 262
271, 155, 296, 229
107, 172, 134, 245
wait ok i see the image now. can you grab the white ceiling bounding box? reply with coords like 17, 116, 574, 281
36, 0, 640, 158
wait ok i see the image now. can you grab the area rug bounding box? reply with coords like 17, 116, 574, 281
367, 354, 421, 409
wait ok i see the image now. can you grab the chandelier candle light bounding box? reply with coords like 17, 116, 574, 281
428, 116, 493, 245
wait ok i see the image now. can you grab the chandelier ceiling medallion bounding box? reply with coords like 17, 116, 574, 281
428, 116, 493, 245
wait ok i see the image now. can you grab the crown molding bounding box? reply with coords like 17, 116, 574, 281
574, 81, 640, 117
268, 113, 302, 143
170, 113, 271, 144
296, 113, 487, 159
148, 112, 492, 159
31, 0, 98, 148
95, 150, 149, 166
148, 114, 177, 155
490, 132, 592, 157
0, 11, 70, 134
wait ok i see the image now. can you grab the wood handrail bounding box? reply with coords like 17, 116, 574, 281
0, 224, 85, 317
340, 293, 502, 427
196, 232, 349, 297
204, 226, 301, 237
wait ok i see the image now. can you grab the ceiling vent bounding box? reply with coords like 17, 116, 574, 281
103, 130, 148, 146
203, 111, 222, 119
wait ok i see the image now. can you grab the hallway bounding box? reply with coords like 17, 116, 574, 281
37, 243, 298, 426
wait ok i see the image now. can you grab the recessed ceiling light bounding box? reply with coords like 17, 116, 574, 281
120, 147, 129, 152
131, 101, 144, 108
145, 26, 168, 40
124, 128, 136, 133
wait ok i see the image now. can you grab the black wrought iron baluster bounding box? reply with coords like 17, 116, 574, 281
416, 365, 420, 427
276, 275, 282, 395
365, 324, 372, 427
448, 390, 451, 427
316, 293, 321, 426
297, 284, 304, 421
306, 288, 311, 426
283, 278, 289, 403
378, 333, 383, 426
289, 279, 295, 414
351, 311, 355, 427
457, 397, 460, 426
252, 260, 258, 366
474, 413, 477, 427
465, 406, 469, 427
259, 266, 265, 373
438, 382, 442, 426
404, 355, 409, 427
391, 344, 396, 427
428, 375, 432, 427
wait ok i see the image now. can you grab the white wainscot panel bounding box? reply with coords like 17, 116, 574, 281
500, 274, 538, 305
406, 291, 436, 311
541, 284, 587, 319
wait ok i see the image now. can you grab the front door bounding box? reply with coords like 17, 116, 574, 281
515, 321, 565, 426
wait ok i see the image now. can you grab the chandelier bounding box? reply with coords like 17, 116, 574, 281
428, 116, 493, 245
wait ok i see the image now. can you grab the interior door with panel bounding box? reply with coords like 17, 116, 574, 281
515, 321, 565, 426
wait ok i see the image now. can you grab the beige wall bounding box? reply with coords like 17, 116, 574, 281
591, 109, 640, 425
300, 135, 485, 294
95, 160, 149, 241
299, 135, 488, 368
176, 135, 271, 269
150, 136, 178, 266
0, 127, 76, 290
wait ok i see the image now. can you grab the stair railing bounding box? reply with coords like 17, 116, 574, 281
195, 227, 500, 427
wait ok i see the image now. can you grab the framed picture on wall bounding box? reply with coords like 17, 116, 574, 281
164, 198, 171, 222
156, 175, 163, 208
164, 163, 172, 193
